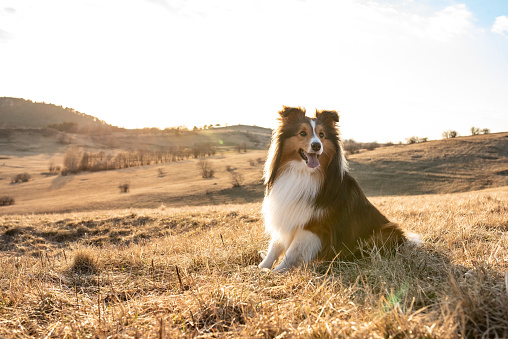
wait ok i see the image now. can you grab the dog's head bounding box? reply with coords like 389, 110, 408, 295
265, 106, 345, 189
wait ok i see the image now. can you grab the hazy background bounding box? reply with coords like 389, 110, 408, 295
1, 0, 507, 142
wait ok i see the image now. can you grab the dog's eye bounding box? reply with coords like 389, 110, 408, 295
299, 131, 307, 137
319, 132, 325, 138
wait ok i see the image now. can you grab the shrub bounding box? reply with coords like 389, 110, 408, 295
249, 159, 256, 166
198, 159, 215, 179
344, 140, 360, 154
363, 142, 380, 151
47, 122, 78, 133
48, 162, 60, 174
79, 152, 90, 171
226, 165, 234, 172
442, 130, 458, 139
0, 196, 15, 206
482, 128, 490, 134
71, 249, 100, 275
11, 173, 31, 183
230, 171, 244, 187
63, 147, 82, 174
406, 136, 428, 144
57, 133, 73, 144
119, 183, 130, 193
237, 143, 247, 153
471, 127, 480, 136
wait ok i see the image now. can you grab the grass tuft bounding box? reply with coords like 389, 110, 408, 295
70, 248, 100, 274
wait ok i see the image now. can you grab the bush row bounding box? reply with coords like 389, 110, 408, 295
60, 143, 218, 175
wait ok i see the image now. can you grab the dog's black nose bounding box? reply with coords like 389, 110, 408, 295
311, 142, 321, 152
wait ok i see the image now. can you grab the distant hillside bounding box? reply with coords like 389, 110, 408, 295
349, 132, 508, 196
0, 97, 110, 129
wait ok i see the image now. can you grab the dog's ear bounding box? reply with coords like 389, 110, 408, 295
279, 106, 306, 121
316, 110, 339, 124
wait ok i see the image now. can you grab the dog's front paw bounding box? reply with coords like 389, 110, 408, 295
258, 250, 267, 260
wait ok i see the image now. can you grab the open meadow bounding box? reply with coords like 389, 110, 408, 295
0, 189, 507, 337
1, 129, 508, 337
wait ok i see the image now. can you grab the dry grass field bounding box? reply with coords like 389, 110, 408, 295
0, 149, 267, 214
0, 188, 507, 337
0, 125, 270, 214
349, 132, 508, 196
1, 129, 508, 337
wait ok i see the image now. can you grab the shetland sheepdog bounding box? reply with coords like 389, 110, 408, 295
259, 106, 414, 272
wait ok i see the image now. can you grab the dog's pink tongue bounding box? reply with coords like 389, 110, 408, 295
307, 153, 320, 168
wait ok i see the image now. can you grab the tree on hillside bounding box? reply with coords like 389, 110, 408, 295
47, 122, 78, 133
470, 127, 480, 135
482, 128, 490, 134
442, 130, 458, 139
406, 136, 428, 144
63, 147, 82, 173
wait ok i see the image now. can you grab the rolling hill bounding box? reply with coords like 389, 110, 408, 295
0, 97, 110, 129
0, 128, 507, 214
349, 132, 508, 196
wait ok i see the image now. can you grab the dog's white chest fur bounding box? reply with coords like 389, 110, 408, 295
262, 162, 322, 243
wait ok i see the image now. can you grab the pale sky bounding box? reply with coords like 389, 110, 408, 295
1, 0, 507, 142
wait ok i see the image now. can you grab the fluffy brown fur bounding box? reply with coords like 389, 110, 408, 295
262, 106, 407, 266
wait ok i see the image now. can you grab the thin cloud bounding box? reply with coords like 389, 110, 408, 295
0, 29, 10, 42
146, 0, 178, 12
0, 6, 16, 42
492, 15, 508, 36
425, 5, 475, 40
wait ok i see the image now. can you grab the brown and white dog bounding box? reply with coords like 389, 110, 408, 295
259, 106, 417, 272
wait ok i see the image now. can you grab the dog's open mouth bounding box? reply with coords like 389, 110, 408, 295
299, 149, 320, 169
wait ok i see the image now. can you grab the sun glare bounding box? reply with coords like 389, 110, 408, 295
0, 0, 507, 142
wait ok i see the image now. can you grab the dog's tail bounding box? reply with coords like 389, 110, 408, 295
405, 231, 423, 246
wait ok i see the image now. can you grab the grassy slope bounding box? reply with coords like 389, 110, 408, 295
0, 150, 266, 214
0, 97, 109, 128
349, 132, 508, 196
1, 132, 507, 215
0, 126, 270, 214
0, 188, 507, 337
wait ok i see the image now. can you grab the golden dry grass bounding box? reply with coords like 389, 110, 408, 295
1, 187, 507, 338
349, 132, 508, 196
0, 150, 266, 214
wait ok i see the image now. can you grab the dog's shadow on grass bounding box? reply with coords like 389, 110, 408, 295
307, 242, 508, 337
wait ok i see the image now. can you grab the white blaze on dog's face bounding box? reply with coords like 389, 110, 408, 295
280, 118, 328, 170
299, 119, 324, 169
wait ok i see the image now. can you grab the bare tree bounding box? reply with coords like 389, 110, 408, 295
230, 171, 244, 187
442, 130, 458, 139
470, 127, 480, 136
63, 147, 82, 173
197, 159, 215, 178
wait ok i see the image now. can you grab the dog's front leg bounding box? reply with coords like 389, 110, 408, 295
274, 230, 321, 272
258, 239, 285, 269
